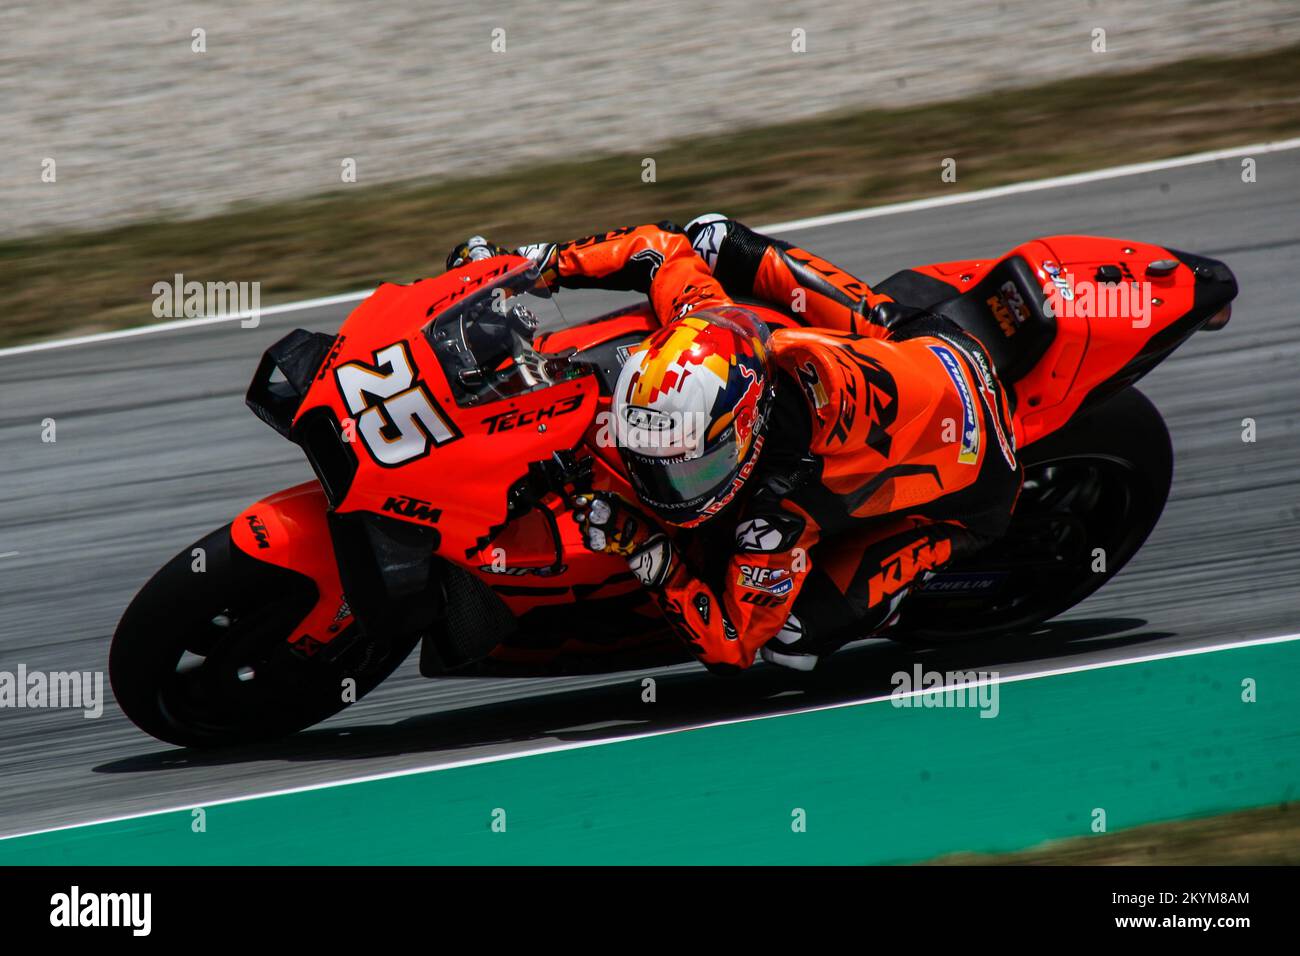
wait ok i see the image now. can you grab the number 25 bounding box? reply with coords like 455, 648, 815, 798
335, 343, 459, 465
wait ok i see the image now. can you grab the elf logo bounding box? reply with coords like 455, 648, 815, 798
50, 886, 151, 936
738, 564, 793, 595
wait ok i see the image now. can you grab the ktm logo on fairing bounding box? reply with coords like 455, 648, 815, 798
245, 514, 271, 549
381, 494, 442, 524
867, 537, 953, 608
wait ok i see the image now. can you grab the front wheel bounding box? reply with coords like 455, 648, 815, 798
109, 525, 419, 748
898, 387, 1173, 640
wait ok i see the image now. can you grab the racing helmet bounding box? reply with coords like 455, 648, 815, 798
612, 307, 774, 528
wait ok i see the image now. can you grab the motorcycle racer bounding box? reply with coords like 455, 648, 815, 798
447, 218, 1022, 673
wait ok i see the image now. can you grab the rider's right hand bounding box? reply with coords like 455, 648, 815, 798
516, 242, 560, 288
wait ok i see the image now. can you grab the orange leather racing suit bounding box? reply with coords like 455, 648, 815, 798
530, 216, 1023, 672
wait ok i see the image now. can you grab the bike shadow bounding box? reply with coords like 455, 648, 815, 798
95, 615, 1171, 774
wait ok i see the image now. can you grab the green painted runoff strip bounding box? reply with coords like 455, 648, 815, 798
4, 641, 1297, 864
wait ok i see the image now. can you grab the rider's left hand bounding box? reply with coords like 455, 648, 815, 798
572, 492, 652, 556
445, 236, 512, 270
571, 493, 675, 588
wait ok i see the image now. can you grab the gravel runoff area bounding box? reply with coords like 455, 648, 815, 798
5, 0, 1300, 237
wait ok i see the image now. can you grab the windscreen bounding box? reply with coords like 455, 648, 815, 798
424, 262, 587, 408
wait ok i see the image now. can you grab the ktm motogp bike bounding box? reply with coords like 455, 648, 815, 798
110, 236, 1236, 746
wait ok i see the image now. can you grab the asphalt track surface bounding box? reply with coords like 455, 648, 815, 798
1, 148, 1298, 840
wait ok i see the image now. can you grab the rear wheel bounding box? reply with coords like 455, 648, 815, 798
899, 387, 1173, 640
109, 525, 419, 748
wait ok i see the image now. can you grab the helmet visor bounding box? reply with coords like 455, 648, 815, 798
623, 437, 742, 514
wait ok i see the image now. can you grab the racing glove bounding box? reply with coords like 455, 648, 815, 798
446, 237, 562, 289
515, 241, 561, 289
445, 236, 513, 270
571, 493, 675, 589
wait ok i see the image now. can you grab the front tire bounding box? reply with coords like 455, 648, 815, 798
109, 525, 419, 748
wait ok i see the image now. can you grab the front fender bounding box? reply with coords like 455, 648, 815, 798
231, 481, 353, 652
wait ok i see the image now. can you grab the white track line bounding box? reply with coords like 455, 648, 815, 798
4, 630, 1297, 844
2, 135, 1297, 362
760, 135, 1300, 233
0, 290, 371, 359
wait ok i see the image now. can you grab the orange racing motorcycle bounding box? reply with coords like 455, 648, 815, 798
110, 237, 1236, 746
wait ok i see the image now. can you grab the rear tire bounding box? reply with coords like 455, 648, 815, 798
899, 387, 1173, 641
109, 525, 419, 748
